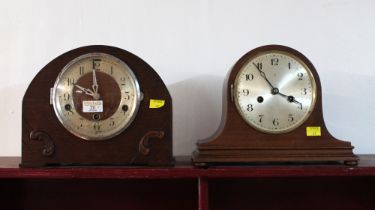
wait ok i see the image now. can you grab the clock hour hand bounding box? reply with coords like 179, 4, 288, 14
75, 84, 95, 97
278, 92, 303, 109
92, 69, 100, 100
290, 97, 303, 109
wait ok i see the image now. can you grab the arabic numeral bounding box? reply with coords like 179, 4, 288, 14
301, 88, 307, 95
242, 89, 250, 96
80, 118, 84, 128
297, 72, 304, 80
79, 66, 85, 75
247, 104, 254, 112
245, 74, 254, 81
93, 123, 101, 131
124, 91, 130, 100
63, 93, 70, 101
271, 58, 279, 65
67, 78, 75, 86
259, 114, 264, 123
288, 114, 294, 122
93, 59, 101, 70
273, 118, 279, 126
109, 119, 115, 127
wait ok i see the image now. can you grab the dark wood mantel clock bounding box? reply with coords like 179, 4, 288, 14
21, 45, 173, 167
193, 45, 358, 167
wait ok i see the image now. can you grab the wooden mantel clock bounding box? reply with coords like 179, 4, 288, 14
21, 45, 173, 167
193, 45, 358, 166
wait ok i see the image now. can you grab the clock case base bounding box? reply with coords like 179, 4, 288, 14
193, 130, 358, 166
21, 45, 174, 167
193, 147, 358, 167
192, 45, 358, 167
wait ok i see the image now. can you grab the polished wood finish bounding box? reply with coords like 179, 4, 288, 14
193, 45, 358, 166
22, 45, 173, 167
1, 156, 375, 210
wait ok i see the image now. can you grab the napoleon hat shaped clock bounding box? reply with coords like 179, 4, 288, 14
193, 45, 358, 166
22, 45, 173, 167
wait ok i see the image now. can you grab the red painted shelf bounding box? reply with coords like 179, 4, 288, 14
1, 155, 375, 179
1, 155, 375, 210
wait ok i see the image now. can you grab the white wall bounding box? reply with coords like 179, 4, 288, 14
1, 0, 374, 156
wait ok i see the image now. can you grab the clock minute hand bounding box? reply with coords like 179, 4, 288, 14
92, 69, 100, 100
252, 62, 275, 89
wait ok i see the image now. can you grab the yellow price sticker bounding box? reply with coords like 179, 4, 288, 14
149, 99, 165, 109
306, 126, 321, 137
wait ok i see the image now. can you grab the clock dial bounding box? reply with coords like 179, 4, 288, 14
234, 51, 317, 133
52, 53, 141, 140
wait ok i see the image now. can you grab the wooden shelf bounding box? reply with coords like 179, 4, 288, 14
2, 155, 375, 179
1, 155, 375, 210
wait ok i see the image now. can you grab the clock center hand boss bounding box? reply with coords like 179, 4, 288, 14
252, 62, 302, 109
92, 69, 100, 100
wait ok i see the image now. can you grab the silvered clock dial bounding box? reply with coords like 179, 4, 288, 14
233, 51, 317, 133
51, 53, 142, 140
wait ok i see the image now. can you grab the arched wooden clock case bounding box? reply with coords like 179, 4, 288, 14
21, 45, 173, 167
192, 45, 358, 166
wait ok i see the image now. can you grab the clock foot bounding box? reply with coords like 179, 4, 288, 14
344, 160, 358, 166
194, 162, 210, 169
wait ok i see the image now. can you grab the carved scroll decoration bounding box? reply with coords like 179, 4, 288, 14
139, 131, 165, 155
29, 130, 55, 157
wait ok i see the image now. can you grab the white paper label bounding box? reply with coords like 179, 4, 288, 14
82, 100, 103, 113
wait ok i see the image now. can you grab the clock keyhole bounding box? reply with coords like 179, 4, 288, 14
65, 104, 72, 111
122, 105, 129, 112
93, 113, 101, 121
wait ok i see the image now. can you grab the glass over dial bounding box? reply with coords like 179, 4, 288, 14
52, 53, 141, 140
234, 51, 317, 134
